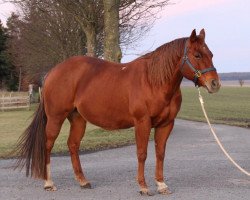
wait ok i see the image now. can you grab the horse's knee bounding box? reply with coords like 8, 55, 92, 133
156, 152, 165, 161
138, 152, 147, 162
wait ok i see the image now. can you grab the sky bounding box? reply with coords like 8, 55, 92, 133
0, 0, 250, 73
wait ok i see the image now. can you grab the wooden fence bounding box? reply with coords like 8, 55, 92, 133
0, 93, 30, 111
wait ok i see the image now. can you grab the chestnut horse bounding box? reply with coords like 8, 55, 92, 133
14, 29, 220, 195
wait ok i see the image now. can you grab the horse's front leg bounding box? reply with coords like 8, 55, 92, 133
154, 121, 174, 195
134, 117, 152, 195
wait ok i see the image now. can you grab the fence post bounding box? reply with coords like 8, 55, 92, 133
28, 95, 30, 111
28, 84, 34, 110
10, 92, 13, 108
1, 94, 4, 112
39, 87, 42, 102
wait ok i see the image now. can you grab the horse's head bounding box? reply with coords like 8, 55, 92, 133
180, 29, 220, 93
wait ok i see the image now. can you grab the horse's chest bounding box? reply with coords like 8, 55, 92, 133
151, 93, 182, 127
151, 107, 171, 127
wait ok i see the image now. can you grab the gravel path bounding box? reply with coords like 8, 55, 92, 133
0, 119, 250, 200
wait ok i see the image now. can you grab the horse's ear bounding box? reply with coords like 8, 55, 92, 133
199, 29, 205, 40
190, 29, 197, 43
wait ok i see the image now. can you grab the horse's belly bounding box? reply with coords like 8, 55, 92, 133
78, 102, 134, 130
85, 113, 134, 130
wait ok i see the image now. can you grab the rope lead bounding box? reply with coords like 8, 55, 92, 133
197, 88, 250, 176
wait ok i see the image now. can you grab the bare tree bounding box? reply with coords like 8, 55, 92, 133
119, 0, 171, 49
102, 0, 170, 61
54, 0, 104, 57
8, 0, 171, 55
6, 1, 86, 82
5, 0, 172, 83
239, 79, 244, 87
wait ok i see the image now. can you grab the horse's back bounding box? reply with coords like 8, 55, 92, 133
43, 56, 134, 129
44, 56, 124, 94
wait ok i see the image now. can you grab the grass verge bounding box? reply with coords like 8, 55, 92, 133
178, 86, 250, 128
0, 109, 154, 158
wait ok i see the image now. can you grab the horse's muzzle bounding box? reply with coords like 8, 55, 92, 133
205, 79, 221, 93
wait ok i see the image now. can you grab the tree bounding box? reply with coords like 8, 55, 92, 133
103, 0, 122, 62
55, 0, 170, 59
0, 20, 17, 90
6, 13, 23, 91
6, 2, 86, 83
53, 0, 104, 57
9, 0, 170, 56
5, 0, 171, 82
119, 0, 170, 49
239, 79, 244, 87
0, 20, 8, 87
11, 0, 104, 57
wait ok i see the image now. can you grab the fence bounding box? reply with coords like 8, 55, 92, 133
0, 92, 30, 111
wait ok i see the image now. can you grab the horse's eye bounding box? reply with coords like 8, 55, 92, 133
194, 52, 202, 59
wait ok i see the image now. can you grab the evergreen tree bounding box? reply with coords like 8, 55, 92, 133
0, 20, 18, 90
0, 20, 9, 87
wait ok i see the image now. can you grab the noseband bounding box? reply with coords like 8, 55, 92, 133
180, 41, 216, 86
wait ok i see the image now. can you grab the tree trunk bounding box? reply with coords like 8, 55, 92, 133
103, 0, 122, 62
80, 23, 97, 57
85, 27, 97, 57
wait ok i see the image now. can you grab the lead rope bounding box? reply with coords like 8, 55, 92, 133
197, 88, 250, 176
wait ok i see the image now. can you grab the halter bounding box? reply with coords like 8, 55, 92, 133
180, 41, 216, 86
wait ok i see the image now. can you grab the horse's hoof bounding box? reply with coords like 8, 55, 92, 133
139, 188, 154, 196
44, 185, 57, 191
158, 187, 172, 195
80, 182, 92, 189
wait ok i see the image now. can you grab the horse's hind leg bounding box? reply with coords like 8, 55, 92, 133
44, 116, 65, 191
67, 111, 91, 188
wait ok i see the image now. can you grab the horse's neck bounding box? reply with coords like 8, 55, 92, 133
143, 38, 186, 88
162, 67, 183, 94
151, 52, 184, 94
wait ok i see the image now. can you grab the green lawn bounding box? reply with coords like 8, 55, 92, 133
178, 86, 250, 128
0, 109, 139, 158
0, 86, 249, 158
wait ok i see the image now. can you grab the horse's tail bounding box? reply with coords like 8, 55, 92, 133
13, 100, 47, 179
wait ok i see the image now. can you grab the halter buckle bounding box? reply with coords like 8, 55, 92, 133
183, 55, 188, 61
195, 70, 202, 78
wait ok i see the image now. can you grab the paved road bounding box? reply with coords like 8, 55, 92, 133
0, 120, 250, 200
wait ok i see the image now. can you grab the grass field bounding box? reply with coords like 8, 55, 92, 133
179, 87, 250, 128
0, 86, 249, 158
0, 110, 139, 158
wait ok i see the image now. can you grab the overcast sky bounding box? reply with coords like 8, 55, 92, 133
0, 0, 249, 73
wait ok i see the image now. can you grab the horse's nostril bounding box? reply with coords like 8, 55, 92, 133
211, 79, 218, 88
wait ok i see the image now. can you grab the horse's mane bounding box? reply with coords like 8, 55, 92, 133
141, 37, 187, 86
